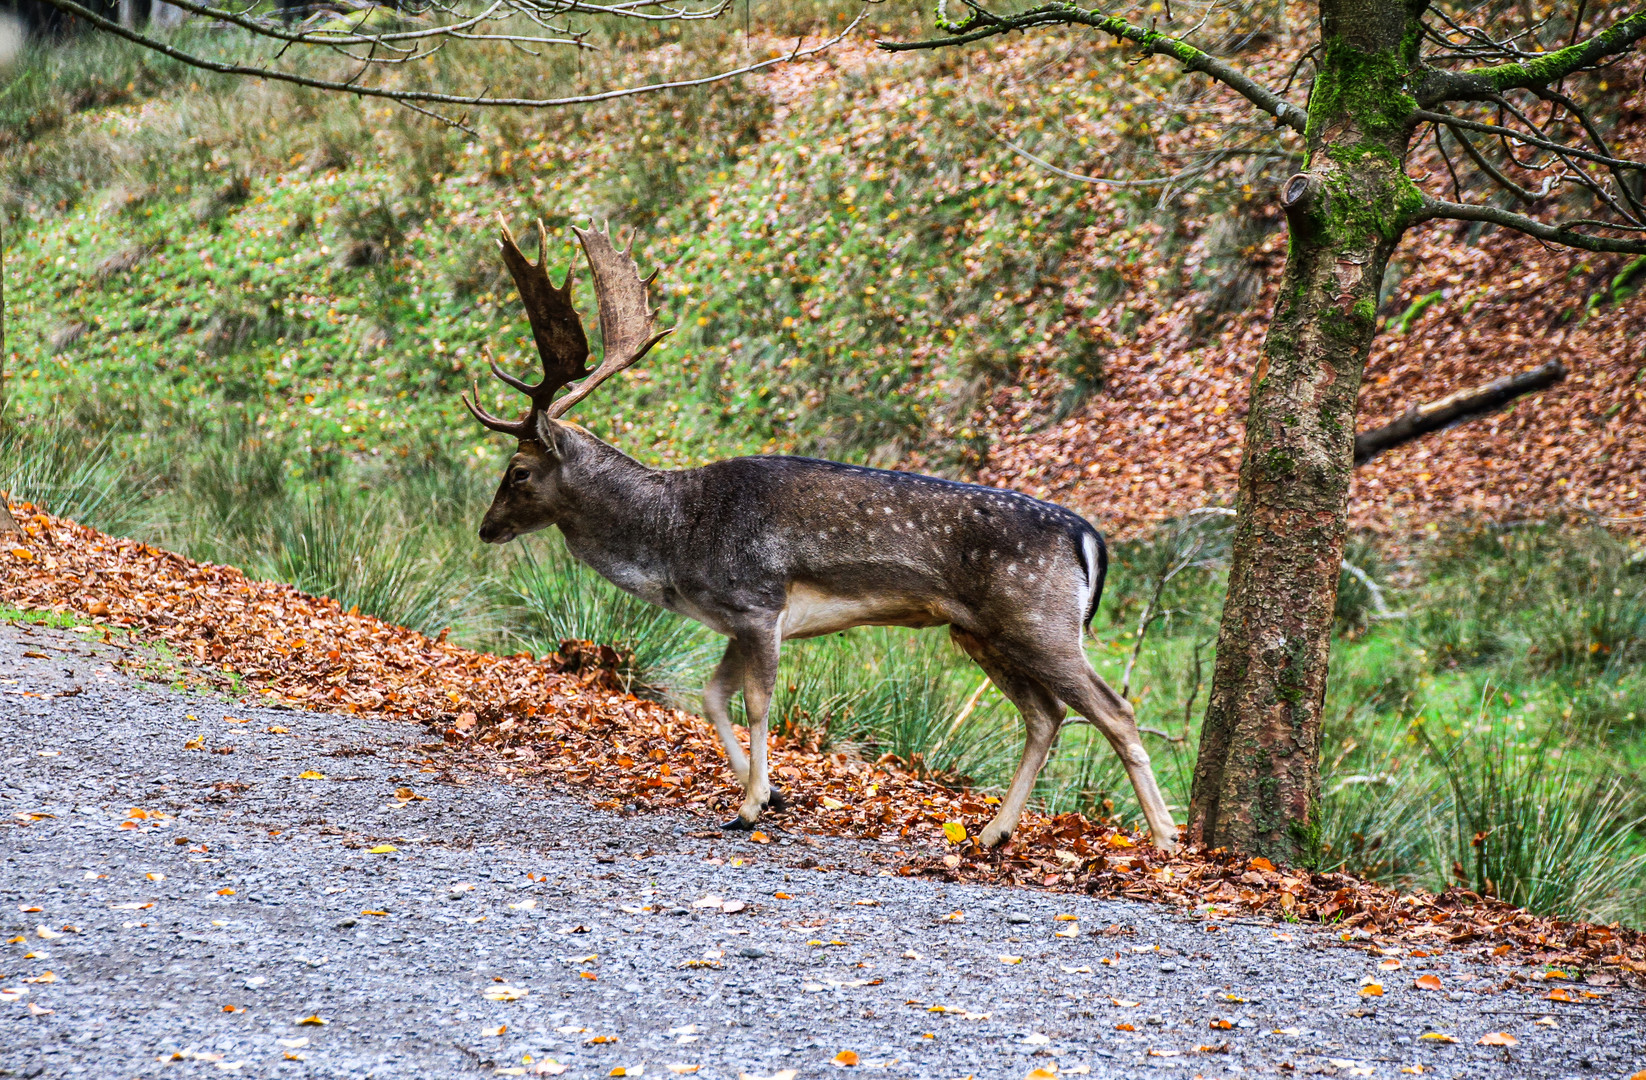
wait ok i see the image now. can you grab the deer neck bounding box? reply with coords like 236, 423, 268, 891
552, 428, 679, 580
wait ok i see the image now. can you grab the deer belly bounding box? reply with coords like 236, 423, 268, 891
779, 583, 944, 639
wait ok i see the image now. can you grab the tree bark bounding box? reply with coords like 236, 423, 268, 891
1187, 0, 1426, 863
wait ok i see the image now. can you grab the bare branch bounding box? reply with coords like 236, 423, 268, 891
878, 3, 1308, 134
1411, 109, 1644, 173
32, 0, 868, 110
1415, 195, 1646, 254
1441, 121, 1543, 205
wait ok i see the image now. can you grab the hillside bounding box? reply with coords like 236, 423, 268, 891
5, 11, 1641, 538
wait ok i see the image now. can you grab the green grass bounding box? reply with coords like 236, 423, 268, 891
0, 607, 87, 629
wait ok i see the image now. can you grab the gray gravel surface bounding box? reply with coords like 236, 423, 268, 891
2, 620, 1643, 1080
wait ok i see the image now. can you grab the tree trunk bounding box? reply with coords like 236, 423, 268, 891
1187, 0, 1425, 863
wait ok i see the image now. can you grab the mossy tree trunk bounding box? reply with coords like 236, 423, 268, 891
1185, 0, 1426, 862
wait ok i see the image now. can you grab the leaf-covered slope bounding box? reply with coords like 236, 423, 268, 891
3, 19, 1642, 537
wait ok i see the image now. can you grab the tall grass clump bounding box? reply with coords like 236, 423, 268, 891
1419, 717, 1646, 924
506, 539, 716, 703
0, 418, 152, 536
254, 485, 486, 638
765, 629, 1019, 781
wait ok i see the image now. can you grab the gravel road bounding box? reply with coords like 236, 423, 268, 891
2, 620, 1642, 1080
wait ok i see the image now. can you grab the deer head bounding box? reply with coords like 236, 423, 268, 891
466, 216, 671, 543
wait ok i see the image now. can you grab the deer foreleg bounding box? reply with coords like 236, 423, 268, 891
733, 628, 781, 828
703, 641, 750, 787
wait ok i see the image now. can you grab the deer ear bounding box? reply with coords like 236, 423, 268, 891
532, 413, 563, 461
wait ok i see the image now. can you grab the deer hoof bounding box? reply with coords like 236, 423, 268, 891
721, 816, 755, 832
978, 823, 1012, 849
765, 785, 788, 812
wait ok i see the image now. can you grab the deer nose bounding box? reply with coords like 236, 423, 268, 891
478, 521, 513, 544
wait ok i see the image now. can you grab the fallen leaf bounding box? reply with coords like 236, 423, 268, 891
938, 911, 964, 922
22, 972, 56, 984
820, 797, 846, 810
34, 925, 61, 941
484, 985, 529, 1001
509, 898, 538, 910
1060, 965, 1093, 974
1111, 998, 1139, 1008
266, 726, 290, 734
296, 1015, 327, 1026
298, 771, 325, 780
1417, 1033, 1457, 1043
1545, 987, 1578, 1002
721, 900, 748, 914
942, 822, 967, 844
1359, 983, 1384, 997
1249, 857, 1276, 872
998, 955, 1023, 965
773, 892, 791, 900
666, 1067, 701, 1075
1114, 1023, 1135, 1032
853, 899, 879, 907
1022, 1033, 1051, 1046
1378, 958, 1403, 970
1414, 974, 1443, 991
1534, 1016, 1558, 1028
610, 1067, 644, 1076
367, 844, 397, 855
832, 1051, 859, 1068
27, 1002, 52, 1016
361, 910, 389, 917
749, 831, 772, 845
217, 888, 235, 896
1025, 1069, 1058, 1080
1477, 1032, 1517, 1047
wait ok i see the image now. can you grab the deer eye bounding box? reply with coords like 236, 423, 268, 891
510, 468, 531, 484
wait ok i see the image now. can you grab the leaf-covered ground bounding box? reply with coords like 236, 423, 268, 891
6, 499, 1644, 985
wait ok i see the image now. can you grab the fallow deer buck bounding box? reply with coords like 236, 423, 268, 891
464, 216, 1177, 850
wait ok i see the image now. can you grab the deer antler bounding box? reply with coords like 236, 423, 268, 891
464, 216, 672, 438
462, 215, 590, 439
545, 223, 673, 419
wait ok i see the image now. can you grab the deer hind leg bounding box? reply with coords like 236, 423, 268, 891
703, 640, 750, 788
1027, 652, 1178, 852
951, 629, 1064, 849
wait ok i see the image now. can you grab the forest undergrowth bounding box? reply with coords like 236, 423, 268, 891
2, 1, 1643, 925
